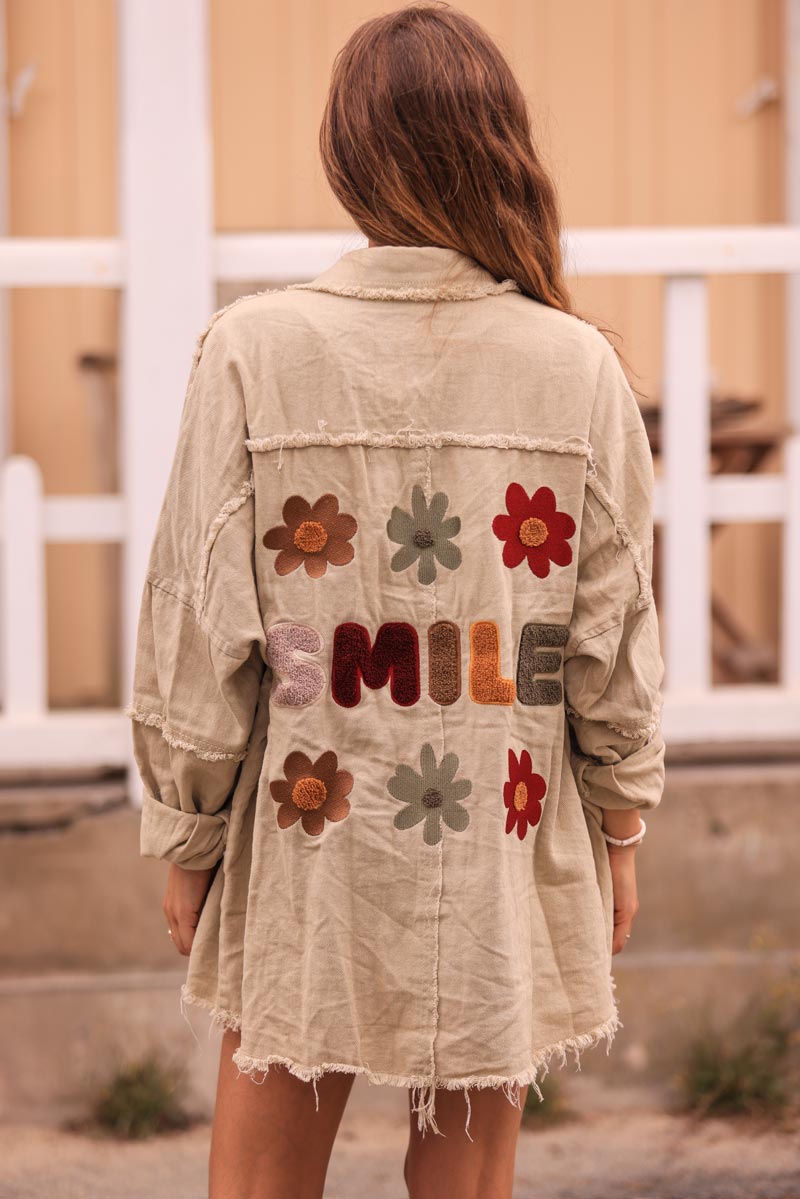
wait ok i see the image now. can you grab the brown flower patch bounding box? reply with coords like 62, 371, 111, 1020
263, 494, 357, 578
269, 749, 353, 836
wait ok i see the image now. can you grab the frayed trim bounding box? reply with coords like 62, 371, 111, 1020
564, 700, 662, 742
229, 1008, 621, 1138
124, 705, 249, 763
245, 426, 652, 605
584, 468, 653, 608
192, 472, 255, 621
180, 986, 242, 1032
245, 428, 594, 458
286, 278, 521, 302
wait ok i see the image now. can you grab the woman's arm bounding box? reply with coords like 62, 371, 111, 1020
563, 339, 667, 953
126, 308, 267, 950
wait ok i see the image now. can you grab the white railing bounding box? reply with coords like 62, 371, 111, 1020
0, 2, 797, 767
0, 455, 128, 766
0, 226, 798, 762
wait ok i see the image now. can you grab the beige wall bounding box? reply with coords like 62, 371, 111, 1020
6, 0, 786, 704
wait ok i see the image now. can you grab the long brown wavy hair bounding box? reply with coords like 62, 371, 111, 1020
319, 3, 638, 389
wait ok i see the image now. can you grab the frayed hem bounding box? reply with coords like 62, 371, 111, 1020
243, 425, 652, 603
564, 700, 663, 742
229, 1008, 621, 1138
180, 985, 243, 1032
244, 428, 594, 459
124, 705, 249, 763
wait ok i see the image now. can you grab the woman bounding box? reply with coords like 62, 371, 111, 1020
127, 5, 666, 1197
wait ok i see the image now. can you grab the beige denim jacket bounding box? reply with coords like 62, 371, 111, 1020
126, 243, 666, 1136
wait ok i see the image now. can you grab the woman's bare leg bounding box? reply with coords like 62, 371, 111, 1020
209, 1028, 355, 1199
404, 1084, 529, 1199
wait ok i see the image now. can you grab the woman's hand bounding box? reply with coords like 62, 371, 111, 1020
607, 844, 639, 955
163, 863, 215, 956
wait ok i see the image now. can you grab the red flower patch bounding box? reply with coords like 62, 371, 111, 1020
503, 749, 546, 840
492, 483, 575, 578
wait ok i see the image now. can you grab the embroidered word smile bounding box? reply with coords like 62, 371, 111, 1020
265, 619, 569, 709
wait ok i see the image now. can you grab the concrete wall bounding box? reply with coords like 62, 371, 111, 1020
1, 760, 797, 1121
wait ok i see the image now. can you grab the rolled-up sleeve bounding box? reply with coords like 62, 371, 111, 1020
126, 312, 267, 868
563, 341, 666, 814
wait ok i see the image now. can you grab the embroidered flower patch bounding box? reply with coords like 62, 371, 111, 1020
263, 494, 357, 578
388, 742, 472, 846
503, 749, 546, 840
270, 749, 353, 835
387, 485, 461, 585
492, 483, 575, 578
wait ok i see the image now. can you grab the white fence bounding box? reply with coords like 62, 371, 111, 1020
0, 1, 797, 772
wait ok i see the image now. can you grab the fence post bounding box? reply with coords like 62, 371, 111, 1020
117, 0, 215, 801
662, 276, 711, 694
0, 456, 46, 717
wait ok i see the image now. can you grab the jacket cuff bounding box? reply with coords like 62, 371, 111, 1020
571, 733, 666, 812
139, 787, 229, 869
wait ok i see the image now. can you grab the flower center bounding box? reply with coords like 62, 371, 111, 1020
422, 787, 443, 809
513, 782, 528, 812
519, 517, 548, 548
291, 777, 327, 810
413, 528, 435, 550
294, 519, 328, 554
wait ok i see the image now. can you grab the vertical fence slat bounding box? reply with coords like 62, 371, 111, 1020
662, 276, 711, 692
0, 457, 46, 716
117, 0, 214, 798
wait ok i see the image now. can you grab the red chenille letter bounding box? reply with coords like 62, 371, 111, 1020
332, 622, 420, 708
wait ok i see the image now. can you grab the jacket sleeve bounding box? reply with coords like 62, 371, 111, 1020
563, 339, 666, 813
125, 311, 267, 869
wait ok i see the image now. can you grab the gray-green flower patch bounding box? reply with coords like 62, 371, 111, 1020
386, 484, 462, 585
387, 742, 472, 846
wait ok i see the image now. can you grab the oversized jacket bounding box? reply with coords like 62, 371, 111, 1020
126, 243, 666, 1136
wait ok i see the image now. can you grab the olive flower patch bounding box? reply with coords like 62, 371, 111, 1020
387, 485, 462, 585
270, 749, 353, 836
503, 748, 546, 840
263, 494, 357, 578
388, 742, 472, 846
492, 483, 575, 578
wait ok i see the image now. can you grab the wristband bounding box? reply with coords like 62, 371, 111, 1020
602, 817, 646, 847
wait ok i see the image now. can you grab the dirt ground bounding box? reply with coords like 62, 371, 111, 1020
0, 1101, 798, 1199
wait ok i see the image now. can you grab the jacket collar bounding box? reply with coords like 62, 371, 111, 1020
288, 243, 521, 302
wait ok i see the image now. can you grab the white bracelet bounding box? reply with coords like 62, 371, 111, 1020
602, 818, 646, 847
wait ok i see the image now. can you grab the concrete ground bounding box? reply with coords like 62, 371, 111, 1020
0, 1081, 798, 1199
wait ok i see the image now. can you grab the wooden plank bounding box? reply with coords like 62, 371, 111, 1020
662, 686, 800, 743
662, 276, 711, 691
0, 237, 123, 285
42, 496, 125, 542
0, 457, 46, 716
653, 476, 787, 524
564, 224, 800, 276
117, 0, 215, 800
0, 225, 797, 287
0, 710, 129, 768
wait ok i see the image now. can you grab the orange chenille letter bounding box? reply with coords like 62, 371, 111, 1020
469, 621, 515, 705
